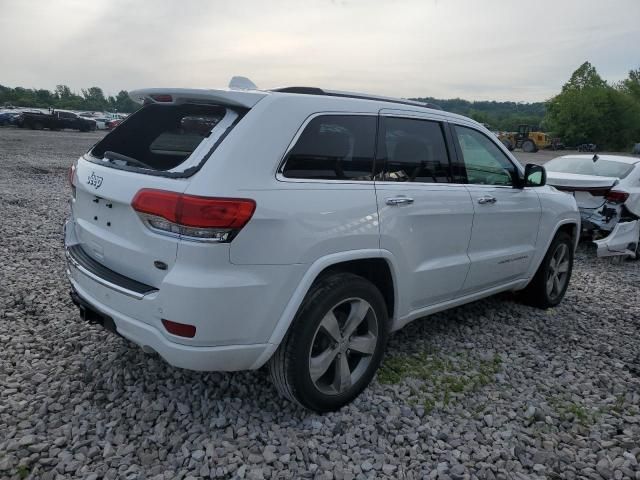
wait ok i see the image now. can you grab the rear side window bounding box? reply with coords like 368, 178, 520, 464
91, 104, 235, 172
379, 117, 451, 183
282, 115, 377, 180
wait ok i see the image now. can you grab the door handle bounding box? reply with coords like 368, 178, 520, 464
386, 196, 414, 206
477, 195, 497, 205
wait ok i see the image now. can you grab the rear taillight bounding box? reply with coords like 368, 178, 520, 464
131, 189, 256, 242
605, 190, 629, 204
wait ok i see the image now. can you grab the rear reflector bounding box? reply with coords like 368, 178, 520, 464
162, 319, 196, 338
132, 189, 256, 242
605, 190, 629, 204
68, 163, 77, 187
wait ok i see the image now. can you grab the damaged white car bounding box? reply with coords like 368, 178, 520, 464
545, 154, 640, 259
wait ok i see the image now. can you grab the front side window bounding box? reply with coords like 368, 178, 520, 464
454, 125, 516, 186
379, 117, 451, 183
282, 115, 376, 180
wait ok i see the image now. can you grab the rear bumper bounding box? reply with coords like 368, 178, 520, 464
67, 277, 273, 371
63, 219, 300, 371
593, 220, 640, 258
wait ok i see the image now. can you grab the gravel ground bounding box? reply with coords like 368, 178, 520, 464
0, 127, 639, 480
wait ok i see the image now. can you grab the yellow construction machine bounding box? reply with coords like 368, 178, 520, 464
498, 124, 551, 153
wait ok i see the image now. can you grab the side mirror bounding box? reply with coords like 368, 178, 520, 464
523, 163, 546, 187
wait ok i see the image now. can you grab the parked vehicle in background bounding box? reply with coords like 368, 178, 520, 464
65, 80, 580, 411
0, 111, 21, 126
106, 118, 123, 130
578, 143, 597, 152
93, 118, 111, 130
546, 154, 640, 259
17, 110, 96, 132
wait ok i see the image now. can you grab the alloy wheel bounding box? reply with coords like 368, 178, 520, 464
308, 298, 379, 395
546, 243, 570, 300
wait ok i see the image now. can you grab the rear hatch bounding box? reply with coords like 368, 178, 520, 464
68, 89, 265, 288
546, 172, 618, 209
71, 162, 187, 287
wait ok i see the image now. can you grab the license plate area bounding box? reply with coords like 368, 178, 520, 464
87, 195, 117, 228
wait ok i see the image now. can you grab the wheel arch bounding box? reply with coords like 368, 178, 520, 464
252, 249, 399, 369
524, 219, 579, 288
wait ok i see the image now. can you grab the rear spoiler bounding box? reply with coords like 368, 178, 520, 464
129, 88, 267, 109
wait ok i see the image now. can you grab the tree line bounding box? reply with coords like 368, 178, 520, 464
3, 62, 639, 149
414, 62, 640, 150
543, 62, 640, 150
412, 96, 546, 133
0, 85, 139, 113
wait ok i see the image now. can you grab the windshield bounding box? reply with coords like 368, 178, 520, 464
545, 157, 635, 179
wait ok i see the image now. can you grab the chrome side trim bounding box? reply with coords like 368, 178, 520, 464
65, 248, 154, 300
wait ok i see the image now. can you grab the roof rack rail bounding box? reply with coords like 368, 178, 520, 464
270, 86, 442, 110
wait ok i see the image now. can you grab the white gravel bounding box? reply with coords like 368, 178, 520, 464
1, 128, 639, 480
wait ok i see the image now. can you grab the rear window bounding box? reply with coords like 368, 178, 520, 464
380, 117, 451, 183
545, 157, 635, 179
281, 115, 377, 180
91, 104, 237, 173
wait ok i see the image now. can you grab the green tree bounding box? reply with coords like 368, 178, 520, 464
620, 68, 640, 103
55, 84, 73, 99
81, 87, 108, 111
544, 61, 640, 149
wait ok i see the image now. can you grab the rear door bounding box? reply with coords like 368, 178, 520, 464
375, 111, 474, 313
70, 162, 187, 288
450, 123, 541, 293
58, 111, 74, 129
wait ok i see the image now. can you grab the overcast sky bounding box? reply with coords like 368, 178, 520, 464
1, 0, 639, 102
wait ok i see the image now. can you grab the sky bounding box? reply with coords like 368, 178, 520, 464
1, 0, 639, 102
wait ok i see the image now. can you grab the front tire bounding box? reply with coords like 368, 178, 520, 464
520, 231, 573, 308
269, 272, 389, 412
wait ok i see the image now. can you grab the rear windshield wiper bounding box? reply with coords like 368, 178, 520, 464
103, 151, 153, 170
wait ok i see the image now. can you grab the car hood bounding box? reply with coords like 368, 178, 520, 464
546, 172, 618, 189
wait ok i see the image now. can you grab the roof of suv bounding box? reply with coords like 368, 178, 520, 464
270, 86, 443, 110
130, 85, 448, 114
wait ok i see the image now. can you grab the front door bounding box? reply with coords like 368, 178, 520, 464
375, 113, 474, 316
450, 124, 541, 293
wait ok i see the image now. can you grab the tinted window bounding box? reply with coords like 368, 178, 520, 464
454, 126, 516, 186
379, 117, 451, 182
282, 115, 376, 180
545, 157, 635, 179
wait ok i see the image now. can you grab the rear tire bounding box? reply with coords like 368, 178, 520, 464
269, 272, 389, 412
522, 139, 537, 153
520, 231, 573, 308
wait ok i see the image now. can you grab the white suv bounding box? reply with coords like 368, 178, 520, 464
65, 83, 580, 411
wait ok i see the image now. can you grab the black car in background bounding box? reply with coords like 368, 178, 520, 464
17, 110, 96, 132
